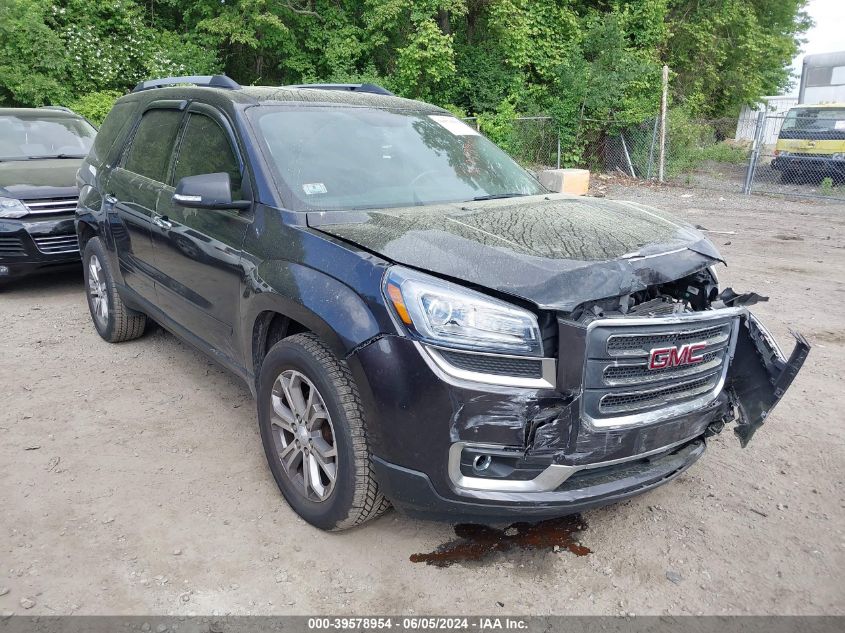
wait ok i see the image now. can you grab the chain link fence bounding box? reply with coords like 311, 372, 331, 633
466, 111, 845, 201
463, 116, 561, 170
745, 111, 845, 199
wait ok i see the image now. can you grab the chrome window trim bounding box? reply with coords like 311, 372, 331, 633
448, 434, 702, 494
580, 307, 745, 430
416, 342, 557, 390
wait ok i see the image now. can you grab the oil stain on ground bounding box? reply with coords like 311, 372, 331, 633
410, 515, 590, 567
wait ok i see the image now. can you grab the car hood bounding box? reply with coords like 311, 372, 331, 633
0, 158, 81, 199
307, 193, 723, 312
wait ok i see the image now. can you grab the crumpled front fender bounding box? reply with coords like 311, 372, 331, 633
727, 312, 811, 446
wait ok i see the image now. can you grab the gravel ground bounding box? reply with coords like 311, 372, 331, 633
1, 184, 843, 616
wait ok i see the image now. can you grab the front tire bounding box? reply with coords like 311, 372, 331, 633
83, 237, 146, 343
257, 333, 390, 530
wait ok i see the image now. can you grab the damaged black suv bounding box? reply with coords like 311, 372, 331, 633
76, 75, 809, 530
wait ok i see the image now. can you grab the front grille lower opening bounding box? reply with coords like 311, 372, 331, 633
438, 349, 543, 379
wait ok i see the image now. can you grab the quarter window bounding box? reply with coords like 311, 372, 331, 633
123, 109, 183, 182
172, 113, 242, 198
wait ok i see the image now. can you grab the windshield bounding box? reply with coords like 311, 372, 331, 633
0, 114, 96, 161
781, 108, 845, 132
250, 107, 545, 211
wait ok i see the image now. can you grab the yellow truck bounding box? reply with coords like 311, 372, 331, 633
772, 103, 845, 181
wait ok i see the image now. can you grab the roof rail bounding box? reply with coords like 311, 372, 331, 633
285, 83, 395, 96
38, 106, 76, 114
131, 75, 241, 93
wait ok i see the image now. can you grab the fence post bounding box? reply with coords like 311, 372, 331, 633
658, 64, 668, 182
556, 127, 561, 170
743, 111, 766, 195
620, 134, 636, 178
646, 117, 659, 180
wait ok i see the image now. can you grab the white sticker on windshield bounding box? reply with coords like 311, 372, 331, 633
302, 183, 328, 195
835, 120, 845, 130
428, 115, 480, 136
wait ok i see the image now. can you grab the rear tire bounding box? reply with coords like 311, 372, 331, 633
779, 168, 796, 183
83, 237, 146, 343
257, 333, 390, 530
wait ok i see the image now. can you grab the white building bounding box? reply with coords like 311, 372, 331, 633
735, 96, 798, 144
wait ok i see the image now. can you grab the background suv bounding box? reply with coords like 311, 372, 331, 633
0, 107, 96, 285
75, 75, 808, 531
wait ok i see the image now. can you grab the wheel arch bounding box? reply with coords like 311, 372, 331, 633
76, 218, 98, 254
244, 285, 383, 388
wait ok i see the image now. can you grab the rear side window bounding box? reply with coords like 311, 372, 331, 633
172, 113, 242, 198
123, 109, 183, 182
88, 102, 135, 167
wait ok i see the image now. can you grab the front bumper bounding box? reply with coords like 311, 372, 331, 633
0, 215, 81, 281
350, 307, 808, 521
771, 155, 845, 173
373, 438, 705, 521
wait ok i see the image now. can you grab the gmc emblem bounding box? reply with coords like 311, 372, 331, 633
648, 342, 707, 370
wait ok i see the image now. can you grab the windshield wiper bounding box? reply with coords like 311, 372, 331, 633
470, 192, 529, 201
28, 154, 86, 160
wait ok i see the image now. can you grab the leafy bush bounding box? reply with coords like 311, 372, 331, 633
65, 90, 123, 125
696, 141, 748, 165
477, 100, 518, 153
820, 177, 835, 196
665, 109, 749, 176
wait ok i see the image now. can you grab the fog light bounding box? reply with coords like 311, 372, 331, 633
472, 454, 492, 473
0, 265, 9, 276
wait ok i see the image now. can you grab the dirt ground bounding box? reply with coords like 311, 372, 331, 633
1, 184, 843, 617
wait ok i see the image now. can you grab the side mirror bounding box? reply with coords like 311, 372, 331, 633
173, 173, 250, 210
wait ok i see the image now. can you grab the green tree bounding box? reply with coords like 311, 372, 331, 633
666, 0, 811, 116
0, 0, 811, 130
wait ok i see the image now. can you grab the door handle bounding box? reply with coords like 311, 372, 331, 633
152, 215, 173, 230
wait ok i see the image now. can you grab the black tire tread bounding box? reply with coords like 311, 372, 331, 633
282, 333, 390, 530
84, 237, 146, 343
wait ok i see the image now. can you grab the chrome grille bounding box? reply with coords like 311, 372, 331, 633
606, 324, 729, 356
33, 234, 79, 254
603, 349, 724, 386
582, 312, 740, 426
600, 374, 720, 415
23, 197, 78, 216
0, 236, 27, 257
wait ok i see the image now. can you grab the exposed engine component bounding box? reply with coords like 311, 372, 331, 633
570, 268, 724, 324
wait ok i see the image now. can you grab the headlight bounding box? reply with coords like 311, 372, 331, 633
384, 266, 543, 356
708, 265, 719, 285
0, 197, 29, 219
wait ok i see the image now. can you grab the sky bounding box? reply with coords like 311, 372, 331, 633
787, 0, 845, 94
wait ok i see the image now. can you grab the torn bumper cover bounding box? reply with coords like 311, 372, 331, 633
727, 313, 810, 447
349, 309, 809, 521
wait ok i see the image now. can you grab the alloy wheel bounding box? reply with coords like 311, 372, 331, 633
87, 254, 109, 327
270, 370, 338, 502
